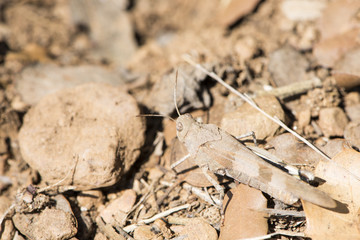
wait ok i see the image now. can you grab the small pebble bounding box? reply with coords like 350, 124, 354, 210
133, 225, 156, 240
345, 104, 360, 122
318, 107, 349, 137
268, 46, 309, 87
179, 218, 218, 240
100, 189, 136, 226
344, 122, 360, 149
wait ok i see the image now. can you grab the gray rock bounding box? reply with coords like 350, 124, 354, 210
268, 46, 309, 87
16, 64, 124, 105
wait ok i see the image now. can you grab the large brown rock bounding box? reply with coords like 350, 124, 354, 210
19, 83, 145, 190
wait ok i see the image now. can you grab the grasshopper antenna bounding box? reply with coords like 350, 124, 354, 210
174, 70, 181, 117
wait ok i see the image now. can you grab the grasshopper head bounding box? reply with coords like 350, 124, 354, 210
176, 113, 196, 142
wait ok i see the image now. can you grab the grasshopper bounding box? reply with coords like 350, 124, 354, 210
174, 112, 336, 208
170, 69, 336, 209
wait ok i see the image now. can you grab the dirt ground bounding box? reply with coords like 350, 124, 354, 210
1, 0, 360, 239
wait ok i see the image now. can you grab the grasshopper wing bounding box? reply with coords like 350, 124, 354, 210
200, 134, 336, 209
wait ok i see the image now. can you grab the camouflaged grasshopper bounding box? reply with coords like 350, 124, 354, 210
171, 70, 336, 209
175, 112, 336, 208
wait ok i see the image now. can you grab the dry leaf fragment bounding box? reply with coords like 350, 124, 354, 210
302, 148, 360, 240
219, 184, 267, 240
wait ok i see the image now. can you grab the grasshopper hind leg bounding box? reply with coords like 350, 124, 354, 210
201, 166, 225, 203
200, 165, 227, 225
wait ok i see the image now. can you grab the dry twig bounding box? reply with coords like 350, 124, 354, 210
123, 204, 190, 233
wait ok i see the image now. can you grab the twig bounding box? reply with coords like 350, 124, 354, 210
156, 177, 185, 206
183, 183, 221, 207
114, 225, 135, 240
123, 204, 190, 233
255, 77, 322, 99
127, 180, 156, 219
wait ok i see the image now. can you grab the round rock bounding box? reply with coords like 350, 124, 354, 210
18, 83, 145, 190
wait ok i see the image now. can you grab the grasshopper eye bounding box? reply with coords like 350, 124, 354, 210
176, 122, 183, 132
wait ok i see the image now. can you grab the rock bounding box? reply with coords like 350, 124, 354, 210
153, 219, 172, 239
345, 92, 360, 106
179, 218, 218, 240
69, 0, 137, 66
12, 195, 77, 240
317, 0, 360, 40
77, 190, 103, 211
94, 232, 108, 240
281, 0, 326, 21
345, 104, 360, 122
297, 109, 311, 129
268, 46, 309, 87
234, 36, 258, 61
221, 96, 286, 140
217, 0, 261, 27
4, 4, 71, 50
18, 83, 145, 190
313, 29, 360, 68
13, 208, 77, 240
344, 122, 360, 149
133, 225, 156, 240
200, 206, 221, 226
146, 66, 211, 115
16, 64, 124, 105
318, 107, 349, 137
333, 47, 360, 89
100, 189, 137, 226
